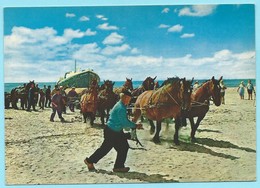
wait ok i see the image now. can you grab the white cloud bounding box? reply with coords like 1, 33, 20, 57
168, 24, 183, 32
180, 33, 195, 38
96, 14, 108, 21
85, 28, 97, 36
162, 8, 170, 13
65, 13, 76, 18
131, 48, 140, 54
103, 32, 124, 45
63, 28, 85, 40
4, 27, 255, 82
178, 5, 217, 17
79, 16, 90, 21
97, 23, 119, 30
101, 44, 130, 56
158, 24, 170, 29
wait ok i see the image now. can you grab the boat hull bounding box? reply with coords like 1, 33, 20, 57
57, 70, 100, 88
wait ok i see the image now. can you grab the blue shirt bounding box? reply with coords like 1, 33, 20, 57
107, 100, 136, 132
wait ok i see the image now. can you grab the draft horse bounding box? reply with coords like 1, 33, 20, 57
131, 76, 157, 99
182, 76, 223, 142
80, 78, 99, 125
97, 80, 118, 126
132, 77, 193, 145
113, 77, 133, 94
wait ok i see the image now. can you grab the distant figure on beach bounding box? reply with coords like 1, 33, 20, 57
67, 87, 78, 112
39, 89, 46, 110
50, 88, 65, 122
237, 81, 245, 99
84, 91, 143, 173
45, 86, 51, 108
26, 83, 37, 112
220, 80, 227, 104
34, 84, 40, 106
246, 79, 255, 100
59, 86, 67, 114
193, 81, 200, 91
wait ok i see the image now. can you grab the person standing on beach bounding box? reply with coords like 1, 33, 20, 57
237, 81, 245, 99
246, 79, 255, 100
220, 80, 227, 104
50, 88, 65, 122
39, 89, 46, 110
45, 86, 51, 108
67, 87, 78, 112
26, 83, 36, 112
84, 90, 143, 173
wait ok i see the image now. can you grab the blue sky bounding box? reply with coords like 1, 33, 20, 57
4, 4, 255, 82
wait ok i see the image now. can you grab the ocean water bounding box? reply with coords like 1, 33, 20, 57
4, 79, 256, 93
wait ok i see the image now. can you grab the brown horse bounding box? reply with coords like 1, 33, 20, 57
182, 76, 222, 142
131, 76, 157, 97
97, 80, 118, 126
80, 78, 99, 125
130, 76, 157, 117
132, 77, 193, 145
113, 77, 133, 94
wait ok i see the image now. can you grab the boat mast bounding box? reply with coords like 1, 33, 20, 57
74, 60, 77, 72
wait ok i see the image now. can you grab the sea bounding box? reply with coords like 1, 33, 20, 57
4, 79, 256, 93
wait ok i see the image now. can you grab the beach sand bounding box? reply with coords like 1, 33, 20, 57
4, 87, 256, 185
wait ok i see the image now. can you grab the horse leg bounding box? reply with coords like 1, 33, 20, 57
174, 117, 181, 145
100, 110, 105, 126
189, 117, 196, 142
152, 121, 162, 143
192, 115, 205, 140
90, 113, 95, 126
83, 113, 87, 123
148, 119, 155, 134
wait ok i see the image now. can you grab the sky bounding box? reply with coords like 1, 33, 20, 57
3, 4, 256, 83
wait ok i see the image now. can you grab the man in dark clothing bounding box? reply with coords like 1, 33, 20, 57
26, 83, 36, 111
84, 90, 143, 173
50, 89, 65, 122
45, 86, 51, 108
67, 87, 78, 112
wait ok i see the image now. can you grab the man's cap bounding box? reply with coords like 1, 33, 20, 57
122, 90, 132, 97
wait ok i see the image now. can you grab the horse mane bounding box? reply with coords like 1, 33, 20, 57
160, 77, 180, 87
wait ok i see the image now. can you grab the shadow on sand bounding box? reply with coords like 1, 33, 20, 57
95, 169, 179, 183
160, 136, 255, 160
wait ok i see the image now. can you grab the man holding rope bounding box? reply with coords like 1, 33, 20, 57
84, 90, 143, 173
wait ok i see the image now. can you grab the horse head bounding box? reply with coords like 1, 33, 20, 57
124, 77, 133, 91
179, 77, 193, 111
143, 76, 157, 90
89, 78, 99, 94
105, 80, 115, 93
208, 76, 222, 106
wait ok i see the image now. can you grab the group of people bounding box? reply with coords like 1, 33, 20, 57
26, 83, 52, 111
24, 82, 79, 123
237, 79, 255, 100
49, 86, 78, 122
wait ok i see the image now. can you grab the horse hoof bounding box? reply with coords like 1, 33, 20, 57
152, 138, 161, 144
174, 140, 180, 145
191, 138, 196, 143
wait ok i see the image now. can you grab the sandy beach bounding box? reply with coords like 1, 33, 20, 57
4, 87, 256, 185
